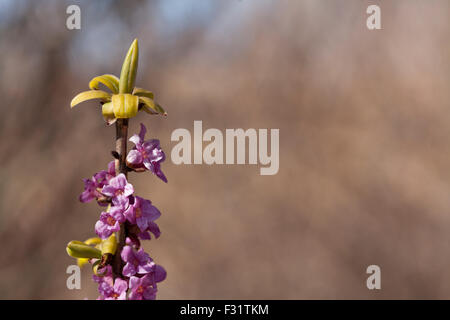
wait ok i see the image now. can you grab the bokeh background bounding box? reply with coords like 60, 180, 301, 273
1, 0, 450, 299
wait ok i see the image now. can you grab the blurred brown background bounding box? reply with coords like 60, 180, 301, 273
1, 0, 450, 299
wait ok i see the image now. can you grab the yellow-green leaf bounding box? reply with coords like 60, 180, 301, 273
155, 103, 167, 116
84, 237, 102, 246
89, 74, 120, 94
70, 90, 111, 108
76, 237, 103, 267
139, 96, 167, 116
112, 93, 138, 118
66, 240, 102, 259
100, 234, 117, 255
119, 39, 139, 94
133, 87, 154, 99
77, 258, 89, 268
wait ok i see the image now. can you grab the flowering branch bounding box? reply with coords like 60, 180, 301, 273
113, 118, 129, 277
66, 39, 168, 300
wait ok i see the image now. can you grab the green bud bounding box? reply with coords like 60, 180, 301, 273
66, 240, 102, 259
119, 39, 139, 94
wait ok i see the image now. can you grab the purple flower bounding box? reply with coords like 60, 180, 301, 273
125, 221, 161, 249
93, 266, 113, 295
124, 223, 161, 250
148, 263, 167, 284
95, 206, 125, 239
128, 275, 157, 300
98, 278, 128, 300
138, 222, 161, 240
128, 263, 166, 300
101, 173, 134, 206
121, 245, 154, 277
93, 161, 116, 188
79, 161, 116, 204
124, 196, 161, 232
127, 123, 167, 183
125, 236, 141, 249
79, 178, 101, 203
93, 265, 112, 283
93, 267, 128, 300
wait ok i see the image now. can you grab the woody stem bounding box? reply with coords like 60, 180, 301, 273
113, 118, 129, 277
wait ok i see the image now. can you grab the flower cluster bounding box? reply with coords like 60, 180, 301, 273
93, 254, 166, 300
73, 124, 167, 300
127, 123, 167, 183
79, 161, 116, 205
